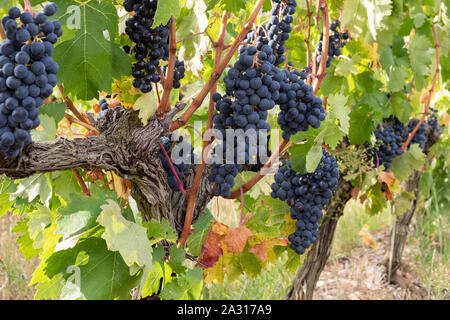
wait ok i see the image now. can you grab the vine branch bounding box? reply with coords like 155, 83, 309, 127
157, 17, 177, 116
312, 0, 330, 94
178, 12, 230, 248
170, 0, 266, 131
226, 139, 290, 199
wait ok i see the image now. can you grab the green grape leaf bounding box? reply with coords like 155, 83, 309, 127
387, 66, 408, 92
11, 174, 52, 206
31, 114, 57, 142
13, 219, 39, 260
328, 93, 350, 134
391, 144, 425, 181
97, 200, 153, 270
361, 0, 392, 40
144, 218, 177, 245
186, 210, 215, 256
39, 102, 67, 125
56, 184, 114, 238
159, 268, 204, 300
44, 237, 139, 300
133, 91, 158, 125
152, 0, 180, 27
349, 105, 376, 145
335, 54, 362, 76
408, 34, 433, 90
53, 0, 131, 100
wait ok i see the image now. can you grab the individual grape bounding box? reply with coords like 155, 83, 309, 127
44, 3, 58, 17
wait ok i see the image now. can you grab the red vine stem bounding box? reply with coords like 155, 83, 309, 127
65, 113, 98, 134
177, 12, 230, 249
157, 17, 177, 116
72, 169, 90, 197
312, 0, 330, 94
158, 141, 187, 195
170, 0, 266, 131
23, 0, 35, 15
239, 186, 244, 226
226, 139, 290, 200
401, 23, 440, 152
305, 0, 313, 69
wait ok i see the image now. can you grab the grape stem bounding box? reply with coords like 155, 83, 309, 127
312, 0, 330, 94
72, 169, 90, 197
157, 17, 177, 116
23, 0, 35, 15
401, 22, 440, 152
65, 113, 99, 134
170, 0, 267, 131
58, 85, 97, 130
239, 186, 244, 226
226, 139, 290, 200
177, 11, 230, 249
158, 141, 187, 195
304, 0, 313, 70
0, 24, 5, 41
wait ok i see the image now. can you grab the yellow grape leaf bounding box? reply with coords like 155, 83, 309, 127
56, 117, 73, 138
134, 92, 158, 125
359, 224, 377, 249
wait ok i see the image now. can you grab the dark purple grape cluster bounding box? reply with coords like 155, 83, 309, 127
163, 59, 185, 89
427, 108, 439, 130
373, 117, 405, 169
0, 3, 61, 159
209, 0, 327, 197
123, 0, 184, 93
158, 135, 196, 192
245, 0, 297, 67
271, 149, 339, 255
316, 19, 349, 68
406, 119, 426, 151
275, 68, 325, 140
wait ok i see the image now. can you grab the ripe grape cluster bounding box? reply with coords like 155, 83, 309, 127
275, 68, 325, 140
159, 135, 196, 192
316, 19, 349, 68
406, 119, 426, 151
428, 108, 439, 131
246, 0, 297, 67
123, 0, 185, 93
271, 149, 339, 254
0, 3, 61, 159
373, 117, 405, 169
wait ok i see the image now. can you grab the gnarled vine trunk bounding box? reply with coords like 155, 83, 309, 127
286, 178, 352, 300
381, 171, 419, 282
0, 107, 214, 234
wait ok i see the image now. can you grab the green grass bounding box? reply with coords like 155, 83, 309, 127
331, 199, 392, 256
0, 213, 38, 300
204, 253, 295, 300
408, 205, 450, 299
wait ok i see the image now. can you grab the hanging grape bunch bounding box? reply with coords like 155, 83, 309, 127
271, 149, 339, 254
316, 19, 349, 68
123, 0, 185, 93
0, 3, 62, 159
373, 117, 405, 170
209, 0, 298, 197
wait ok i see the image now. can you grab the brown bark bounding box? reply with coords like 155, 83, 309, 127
382, 172, 419, 282
286, 178, 352, 300
0, 107, 213, 234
